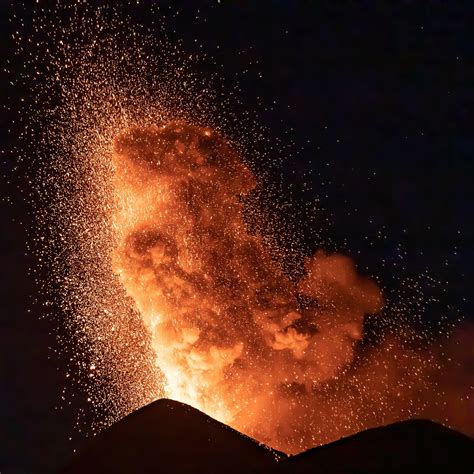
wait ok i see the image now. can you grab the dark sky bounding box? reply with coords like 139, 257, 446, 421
1, 2, 473, 473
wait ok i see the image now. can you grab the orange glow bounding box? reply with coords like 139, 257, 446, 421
18, 2, 472, 455
110, 122, 387, 451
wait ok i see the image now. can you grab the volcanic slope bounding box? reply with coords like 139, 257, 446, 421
63, 399, 473, 473
62, 398, 284, 474
276, 419, 474, 474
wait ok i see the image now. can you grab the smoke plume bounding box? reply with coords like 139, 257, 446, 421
111, 122, 472, 453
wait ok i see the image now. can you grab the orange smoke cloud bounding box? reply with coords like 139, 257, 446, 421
110, 122, 472, 453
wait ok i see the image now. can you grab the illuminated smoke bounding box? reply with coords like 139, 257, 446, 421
110, 122, 472, 452
111, 123, 382, 414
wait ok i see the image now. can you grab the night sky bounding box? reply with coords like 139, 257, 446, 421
2, 2, 473, 473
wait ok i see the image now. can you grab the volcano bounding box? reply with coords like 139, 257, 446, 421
61, 399, 284, 474
62, 399, 473, 473
273, 419, 474, 474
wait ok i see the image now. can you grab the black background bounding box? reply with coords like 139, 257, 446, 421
1, 2, 473, 473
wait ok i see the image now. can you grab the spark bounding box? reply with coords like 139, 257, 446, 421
10, 1, 473, 454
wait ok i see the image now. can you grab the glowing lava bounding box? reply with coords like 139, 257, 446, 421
110, 121, 384, 449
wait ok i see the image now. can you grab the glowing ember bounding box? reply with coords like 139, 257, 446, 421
11, 1, 473, 455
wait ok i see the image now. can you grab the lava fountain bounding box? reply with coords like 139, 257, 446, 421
110, 121, 384, 450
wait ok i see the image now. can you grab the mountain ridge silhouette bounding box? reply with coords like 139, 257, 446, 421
62, 398, 473, 473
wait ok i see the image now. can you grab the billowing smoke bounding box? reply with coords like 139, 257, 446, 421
111, 122, 472, 453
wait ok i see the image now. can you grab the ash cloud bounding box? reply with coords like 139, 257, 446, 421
110, 122, 472, 453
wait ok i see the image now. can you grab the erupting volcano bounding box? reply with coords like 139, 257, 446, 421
12, 2, 473, 464
8, 2, 474, 473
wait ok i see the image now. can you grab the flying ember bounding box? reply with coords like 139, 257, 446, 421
14, 2, 473, 456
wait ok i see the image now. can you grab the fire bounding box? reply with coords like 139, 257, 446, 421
110, 121, 384, 449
